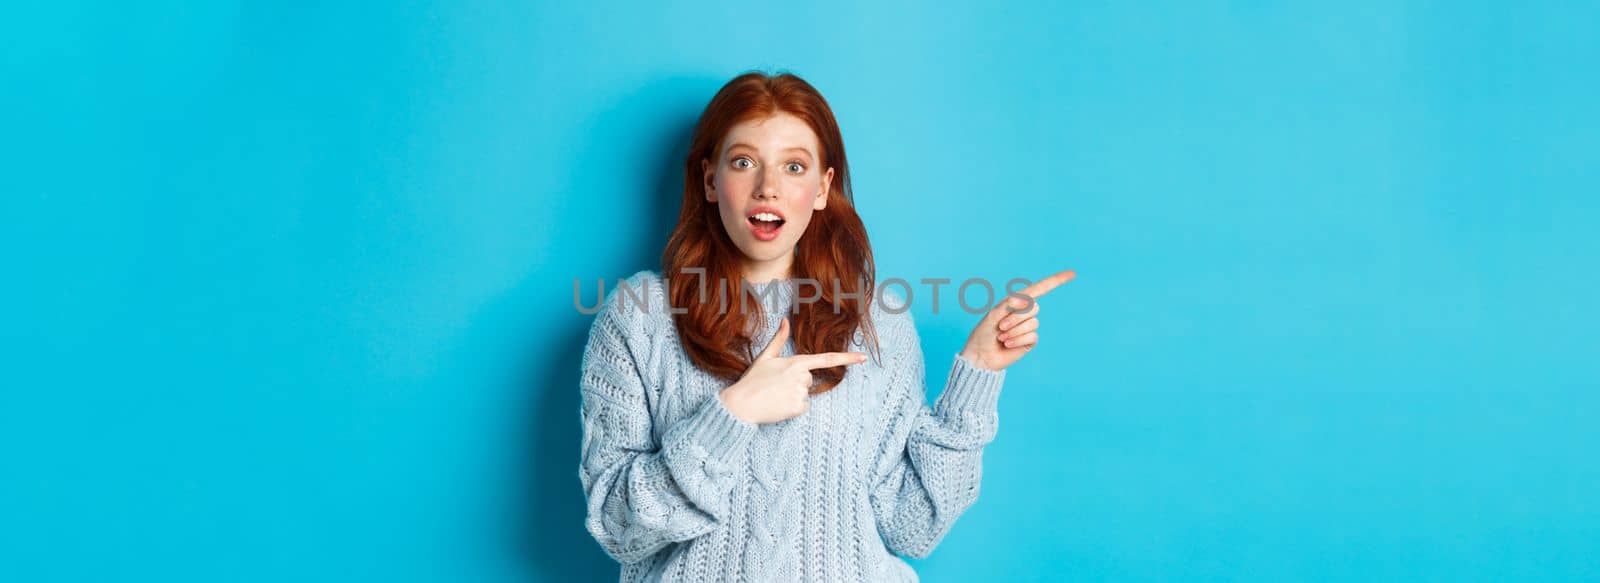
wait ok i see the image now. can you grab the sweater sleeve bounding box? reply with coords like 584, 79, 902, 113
868, 319, 1006, 559
577, 293, 759, 564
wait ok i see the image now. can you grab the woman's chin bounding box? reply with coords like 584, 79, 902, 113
732, 241, 794, 263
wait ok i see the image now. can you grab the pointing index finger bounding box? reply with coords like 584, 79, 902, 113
791, 351, 868, 370
1017, 269, 1076, 300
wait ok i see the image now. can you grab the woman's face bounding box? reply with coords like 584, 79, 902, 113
702, 112, 834, 276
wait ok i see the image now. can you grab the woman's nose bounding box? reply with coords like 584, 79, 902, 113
753, 169, 781, 199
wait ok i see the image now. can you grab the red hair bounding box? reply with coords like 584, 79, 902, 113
662, 71, 878, 394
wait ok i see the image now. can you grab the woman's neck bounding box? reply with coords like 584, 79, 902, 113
741, 252, 794, 285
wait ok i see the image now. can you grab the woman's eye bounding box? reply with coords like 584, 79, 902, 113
732, 157, 753, 169
786, 163, 805, 173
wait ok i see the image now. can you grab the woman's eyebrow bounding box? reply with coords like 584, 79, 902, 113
727, 142, 814, 159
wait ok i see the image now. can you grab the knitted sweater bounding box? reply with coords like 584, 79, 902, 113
578, 270, 1006, 582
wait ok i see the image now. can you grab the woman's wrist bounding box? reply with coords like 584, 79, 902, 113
717, 388, 750, 423
957, 348, 1001, 371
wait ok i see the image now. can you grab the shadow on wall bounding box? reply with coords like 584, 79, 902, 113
506, 74, 718, 581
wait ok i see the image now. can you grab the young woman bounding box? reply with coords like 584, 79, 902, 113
578, 71, 1072, 582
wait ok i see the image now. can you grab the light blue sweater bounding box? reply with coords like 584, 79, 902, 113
578, 271, 1006, 582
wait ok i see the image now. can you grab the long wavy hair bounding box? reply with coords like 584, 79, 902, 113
662, 71, 879, 394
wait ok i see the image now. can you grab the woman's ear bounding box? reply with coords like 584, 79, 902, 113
702, 158, 717, 203
813, 167, 835, 211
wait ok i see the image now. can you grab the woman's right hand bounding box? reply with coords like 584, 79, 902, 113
719, 318, 867, 425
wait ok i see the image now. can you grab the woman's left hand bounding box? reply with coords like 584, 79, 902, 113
958, 269, 1075, 371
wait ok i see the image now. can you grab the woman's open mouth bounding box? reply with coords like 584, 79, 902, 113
746, 210, 786, 242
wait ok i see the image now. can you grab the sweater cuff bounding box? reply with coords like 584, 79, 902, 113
676, 392, 760, 463
936, 353, 1006, 414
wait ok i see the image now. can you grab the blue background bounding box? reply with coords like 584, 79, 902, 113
5, 1, 1597, 581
